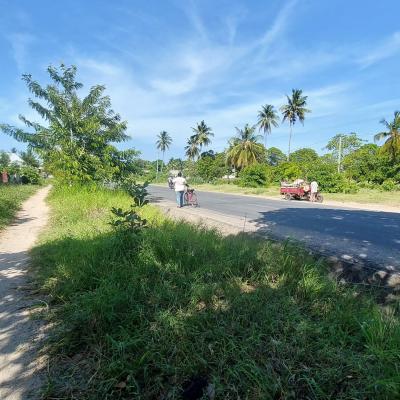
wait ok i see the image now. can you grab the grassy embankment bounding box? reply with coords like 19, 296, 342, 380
0, 184, 38, 230
194, 183, 400, 207
34, 186, 399, 399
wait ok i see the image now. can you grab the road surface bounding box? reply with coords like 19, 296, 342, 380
149, 186, 400, 275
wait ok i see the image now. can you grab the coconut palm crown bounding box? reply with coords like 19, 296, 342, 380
257, 104, 279, 148
226, 124, 265, 170
374, 111, 400, 160
280, 89, 311, 159
156, 130, 172, 172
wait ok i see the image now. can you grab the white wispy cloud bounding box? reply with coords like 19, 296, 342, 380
358, 31, 400, 68
6, 33, 35, 72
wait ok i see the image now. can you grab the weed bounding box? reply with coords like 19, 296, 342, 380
33, 186, 400, 399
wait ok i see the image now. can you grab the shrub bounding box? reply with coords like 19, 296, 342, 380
239, 163, 271, 187
381, 178, 398, 192
273, 161, 302, 182
20, 166, 42, 184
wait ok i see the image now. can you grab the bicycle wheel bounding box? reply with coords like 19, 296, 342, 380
184, 192, 189, 206
190, 193, 198, 207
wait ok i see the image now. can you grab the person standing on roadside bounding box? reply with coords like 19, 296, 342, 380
172, 172, 187, 208
310, 180, 318, 202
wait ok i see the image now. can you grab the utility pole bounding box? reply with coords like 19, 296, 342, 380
337, 135, 343, 173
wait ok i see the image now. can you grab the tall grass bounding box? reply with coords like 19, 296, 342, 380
33, 186, 400, 399
0, 184, 37, 230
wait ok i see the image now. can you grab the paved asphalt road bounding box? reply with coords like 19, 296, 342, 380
149, 185, 400, 273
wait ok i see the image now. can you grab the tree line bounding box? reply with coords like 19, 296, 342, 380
1, 64, 399, 192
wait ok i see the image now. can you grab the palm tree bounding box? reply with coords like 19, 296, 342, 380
257, 104, 279, 148
374, 111, 400, 160
156, 131, 172, 173
185, 135, 200, 161
191, 120, 214, 152
226, 124, 265, 170
280, 89, 311, 159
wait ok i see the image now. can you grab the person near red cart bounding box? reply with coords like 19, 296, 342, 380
310, 180, 318, 202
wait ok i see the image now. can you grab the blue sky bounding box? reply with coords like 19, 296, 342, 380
1, 0, 399, 160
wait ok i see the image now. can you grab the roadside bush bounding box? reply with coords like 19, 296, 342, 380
239, 163, 271, 187
381, 178, 399, 191
357, 181, 377, 190
273, 161, 302, 182
20, 166, 42, 185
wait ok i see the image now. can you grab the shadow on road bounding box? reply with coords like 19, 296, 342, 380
250, 207, 400, 291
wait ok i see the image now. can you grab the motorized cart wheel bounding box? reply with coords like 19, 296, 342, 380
316, 193, 323, 203
284, 193, 292, 200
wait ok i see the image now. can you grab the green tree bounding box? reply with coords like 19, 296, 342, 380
265, 147, 286, 166
19, 148, 40, 168
325, 133, 364, 159
185, 135, 200, 161
226, 124, 265, 170
196, 152, 228, 182
191, 120, 214, 152
342, 144, 399, 184
156, 131, 172, 173
280, 89, 311, 159
0, 64, 129, 184
290, 148, 318, 164
374, 111, 400, 160
257, 104, 279, 148
0, 151, 10, 170
239, 163, 271, 187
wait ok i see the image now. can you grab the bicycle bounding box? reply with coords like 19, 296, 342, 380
184, 187, 199, 207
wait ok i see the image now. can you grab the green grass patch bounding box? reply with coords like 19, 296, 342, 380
0, 184, 38, 230
33, 186, 400, 399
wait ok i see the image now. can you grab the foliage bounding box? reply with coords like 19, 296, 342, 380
289, 147, 318, 164
265, 147, 286, 166
306, 161, 359, 193
192, 120, 214, 149
34, 186, 400, 399
195, 152, 229, 182
111, 181, 148, 233
19, 148, 40, 167
257, 104, 279, 145
280, 89, 311, 158
374, 111, 400, 160
185, 121, 214, 161
273, 161, 302, 181
185, 135, 200, 161
0, 151, 10, 169
226, 124, 265, 170
20, 165, 42, 184
343, 144, 399, 184
0, 64, 131, 184
381, 178, 399, 192
325, 133, 364, 159
239, 163, 271, 187
156, 131, 172, 173
0, 185, 37, 230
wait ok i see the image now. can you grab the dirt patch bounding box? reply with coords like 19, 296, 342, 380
0, 186, 51, 400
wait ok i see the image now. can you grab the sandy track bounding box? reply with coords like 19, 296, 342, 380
0, 186, 51, 400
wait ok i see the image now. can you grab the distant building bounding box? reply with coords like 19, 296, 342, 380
7, 153, 23, 165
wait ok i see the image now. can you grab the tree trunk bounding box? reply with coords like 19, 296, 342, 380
161, 151, 164, 173
288, 124, 293, 160
156, 151, 159, 179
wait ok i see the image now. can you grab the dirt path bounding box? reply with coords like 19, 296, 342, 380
0, 186, 51, 400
